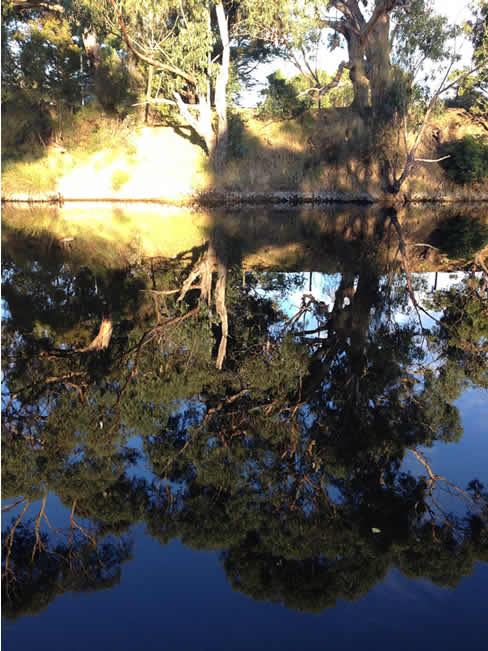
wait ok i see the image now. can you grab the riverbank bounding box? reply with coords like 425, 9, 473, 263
2, 107, 488, 203
3, 190, 488, 205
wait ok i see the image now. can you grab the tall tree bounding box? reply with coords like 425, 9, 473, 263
244, 0, 415, 111
104, 0, 232, 172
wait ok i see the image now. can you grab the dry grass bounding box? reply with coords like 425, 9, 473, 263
2, 106, 487, 199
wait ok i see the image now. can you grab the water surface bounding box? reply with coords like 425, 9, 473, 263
2, 204, 487, 650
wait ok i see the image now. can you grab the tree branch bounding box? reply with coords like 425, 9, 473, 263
359, 0, 409, 50
107, 0, 197, 86
415, 155, 451, 163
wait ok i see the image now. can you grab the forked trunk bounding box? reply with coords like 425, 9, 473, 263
174, 91, 216, 159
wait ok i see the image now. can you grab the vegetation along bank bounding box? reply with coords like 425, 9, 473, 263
2, 1, 488, 203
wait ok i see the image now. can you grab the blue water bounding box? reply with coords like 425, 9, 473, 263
4, 533, 487, 651
2, 261, 487, 650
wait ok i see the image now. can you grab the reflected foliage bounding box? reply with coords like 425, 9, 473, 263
430, 215, 488, 260
2, 227, 488, 618
2, 521, 132, 621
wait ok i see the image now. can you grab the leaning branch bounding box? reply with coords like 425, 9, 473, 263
297, 61, 349, 99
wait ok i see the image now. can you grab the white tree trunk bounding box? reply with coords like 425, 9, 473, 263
214, 2, 230, 174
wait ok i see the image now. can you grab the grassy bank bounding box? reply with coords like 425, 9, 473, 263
2, 105, 488, 200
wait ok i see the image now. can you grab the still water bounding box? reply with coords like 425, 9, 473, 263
2, 205, 488, 650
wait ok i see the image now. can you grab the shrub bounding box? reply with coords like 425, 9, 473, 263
440, 135, 488, 184
111, 169, 131, 192
227, 111, 247, 159
259, 71, 311, 120
430, 215, 488, 259
1, 95, 52, 155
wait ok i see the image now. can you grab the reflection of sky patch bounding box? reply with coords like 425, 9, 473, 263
401, 386, 488, 518
260, 271, 487, 521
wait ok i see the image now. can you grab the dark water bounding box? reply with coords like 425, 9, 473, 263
2, 207, 488, 650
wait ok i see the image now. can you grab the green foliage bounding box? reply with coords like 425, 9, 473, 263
430, 215, 488, 258
115, 0, 215, 96
392, 0, 452, 70
259, 68, 353, 120
1, 11, 83, 153
440, 135, 488, 184
93, 46, 143, 114
259, 71, 312, 119
240, 334, 308, 399
111, 169, 131, 191
9, 13, 82, 104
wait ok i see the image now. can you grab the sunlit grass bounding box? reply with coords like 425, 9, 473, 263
1, 155, 61, 195
3, 106, 488, 199
1, 106, 141, 198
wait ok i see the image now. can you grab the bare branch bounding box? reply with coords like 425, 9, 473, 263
415, 155, 451, 163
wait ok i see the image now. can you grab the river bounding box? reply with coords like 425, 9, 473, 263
2, 203, 487, 650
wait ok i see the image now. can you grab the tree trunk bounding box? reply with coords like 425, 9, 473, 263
213, 2, 230, 175
80, 315, 113, 351
145, 65, 153, 124
82, 31, 101, 69
347, 34, 370, 110
366, 12, 392, 112
215, 262, 228, 370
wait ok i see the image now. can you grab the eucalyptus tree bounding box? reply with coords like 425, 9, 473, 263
1, 0, 85, 150
244, 0, 419, 111
142, 261, 487, 612
103, 0, 236, 172
450, 0, 488, 122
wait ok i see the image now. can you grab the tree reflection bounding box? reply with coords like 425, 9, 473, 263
2, 229, 487, 617
2, 512, 133, 621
